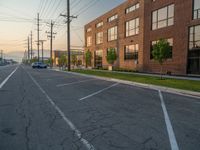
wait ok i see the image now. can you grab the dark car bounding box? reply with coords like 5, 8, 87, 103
32, 62, 47, 69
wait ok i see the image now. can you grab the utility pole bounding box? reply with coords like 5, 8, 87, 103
0, 50, 3, 64
67, 0, 70, 71
0, 50, 3, 59
60, 0, 77, 71
27, 36, 30, 61
37, 13, 40, 62
30, 31, 33, 60
39, 40, 46, 63
46, 20, 56, 68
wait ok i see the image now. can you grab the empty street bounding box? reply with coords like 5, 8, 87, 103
0, 65, 199, 150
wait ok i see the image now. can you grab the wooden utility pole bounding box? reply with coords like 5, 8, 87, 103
30, 31, 33, 60
47, 20, 56, 68
39, 40, 46, 63
37, 13, 40, 62
60, 0, 77, 71
27, 36, 30, 61
67, 0, 70, 71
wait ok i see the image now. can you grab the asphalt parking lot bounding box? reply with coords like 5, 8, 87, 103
0, 65, 199, 150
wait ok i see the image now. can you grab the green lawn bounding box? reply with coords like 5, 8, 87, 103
72, 69, 200, 92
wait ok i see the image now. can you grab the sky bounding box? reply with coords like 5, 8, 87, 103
0, 0, 125, 62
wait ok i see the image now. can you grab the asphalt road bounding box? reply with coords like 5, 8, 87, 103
0, 65, 199, 150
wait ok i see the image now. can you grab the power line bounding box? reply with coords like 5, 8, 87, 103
41, 0, 54, 19
74, 0, 99, 16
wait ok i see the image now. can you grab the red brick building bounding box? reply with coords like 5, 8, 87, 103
85, 0, 200, 75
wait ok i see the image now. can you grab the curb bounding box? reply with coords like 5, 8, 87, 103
50, 68, 200, 99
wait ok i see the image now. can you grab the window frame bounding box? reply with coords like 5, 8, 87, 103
96, 22, 103, 28
87, 36, 92, 47
96, 32, 103, 45
152, 4, 174, 30
125, 18, 139, 37
108, 26, 118, 41
86, 28, 92, 32
193, 0, 200, 20
108, 14, 118, 22
124, 44, 139, 60
125, 3, 140, 14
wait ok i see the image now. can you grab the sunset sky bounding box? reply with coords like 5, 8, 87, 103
0, 0, 125, 61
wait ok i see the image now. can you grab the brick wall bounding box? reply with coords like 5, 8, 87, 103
85, 0, 200, 75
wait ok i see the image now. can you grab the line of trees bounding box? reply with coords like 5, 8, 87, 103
84, 39, 171, 79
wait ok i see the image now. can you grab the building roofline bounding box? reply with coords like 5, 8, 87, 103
84, 0, 128, 28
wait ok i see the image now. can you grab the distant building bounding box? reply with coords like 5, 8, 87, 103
52, 49, 84, 66
85, 0, 200, 75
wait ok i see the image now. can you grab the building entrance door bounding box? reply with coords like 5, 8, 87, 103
187, 49, 200, 74
95, 50, 103, 68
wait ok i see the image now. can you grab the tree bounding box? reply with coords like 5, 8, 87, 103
30, 57, 38, 63
71, 54, 77, 66
106, 48, 117, 70
85, 50, 92, 68
152, 39, 171, 79
106, 48, 117, 65
58, 55, 68, 69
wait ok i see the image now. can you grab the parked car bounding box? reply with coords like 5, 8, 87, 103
32, 62, 47, 69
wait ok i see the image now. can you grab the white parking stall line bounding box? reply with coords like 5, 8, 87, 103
56, 79, 96, 87
26, 70, 95, 150
79, 83, 119, 101
0, 66, 19, 89
158, 90, 179, 150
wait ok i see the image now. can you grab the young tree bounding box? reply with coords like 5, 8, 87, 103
30, 57, 38, 63
85, 50, 92, 68
152, 39, 171, 79
58, 55, 68, 70
71, 54, 77, 66
106, 48, 117, 70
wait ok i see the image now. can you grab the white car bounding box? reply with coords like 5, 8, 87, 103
32, 62, 47, 69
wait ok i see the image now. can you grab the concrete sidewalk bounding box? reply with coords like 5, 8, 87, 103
52, 67, 200, 81
91, 69, 200, 81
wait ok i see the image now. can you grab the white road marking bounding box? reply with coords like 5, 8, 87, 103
158, 90, 179, 150
57, 79, 96, 87
79, 83, 119, 101
0, 66, 19, 89
26, 70, 95, 150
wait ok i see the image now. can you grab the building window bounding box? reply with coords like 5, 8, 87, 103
96, 32, 103, 44
108, 26, 118, 41
124, 44, 139, 60
189, 25, 200, 49
87, 36, 92, 47
188, 25, 200, 74
95, 50, 103, 68
96, 22, 103, 28
126, 18, 139, 37
108, 14, 118, 22
152, 4, 174, 30
193, 0, 200, 19
125, 3, 140, 14
87, 28, 92, 32
150, 38, 173, 59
